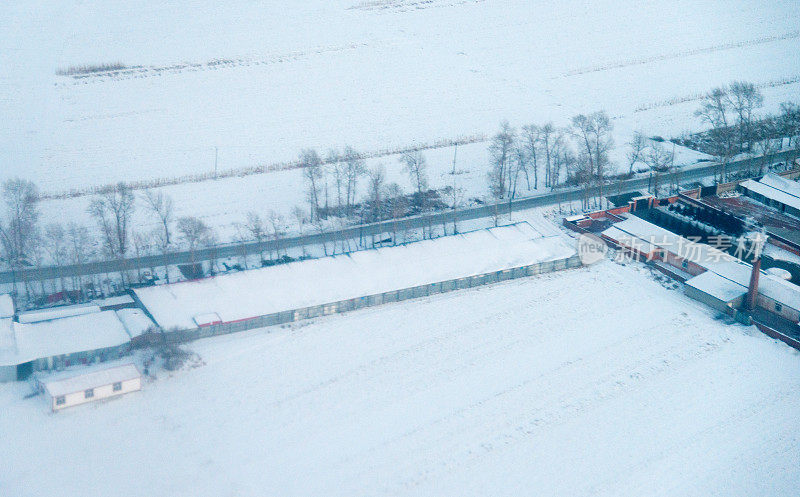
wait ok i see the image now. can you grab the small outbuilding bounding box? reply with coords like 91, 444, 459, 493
41, 363, 142, 412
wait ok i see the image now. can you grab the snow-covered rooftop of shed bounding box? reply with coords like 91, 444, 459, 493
92, 295, 134, 308
134, 222, 577, 330
759, 173, 800, 198
0, 294, 14, 318
740, 176, 800, 212
43, 362, 140, 397
17, 303, 101, 324
115, 309, 156, 338
685, 271, 747, 303
0, 311, 131, 366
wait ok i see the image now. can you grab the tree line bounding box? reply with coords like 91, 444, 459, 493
2, 81, 799, 305
681, 81, 800, 180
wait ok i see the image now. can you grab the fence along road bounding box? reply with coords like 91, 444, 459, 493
2, 149, 797, 285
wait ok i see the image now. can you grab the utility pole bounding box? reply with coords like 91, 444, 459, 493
451, 144, 458, 234
214, 146, 218, 178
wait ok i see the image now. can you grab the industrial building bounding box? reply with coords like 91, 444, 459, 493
739, 173, 800, 219
600, 215, 800, 322
132, 222, 580, 336
0, 296, 152, 382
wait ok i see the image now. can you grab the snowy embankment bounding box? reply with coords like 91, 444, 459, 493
2, 261, 799, 496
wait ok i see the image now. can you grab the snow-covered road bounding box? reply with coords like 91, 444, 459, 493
2, 261, 799, 496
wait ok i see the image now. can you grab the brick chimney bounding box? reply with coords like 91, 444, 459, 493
745, 231, 767, 312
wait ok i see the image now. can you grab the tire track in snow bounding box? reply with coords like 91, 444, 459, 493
55, 43, 372, 86
384, 322, 730, 493
561, 30, 800, 78
634, 74, 800, 113
348, 0, 484, 13
334, 283, 731, 491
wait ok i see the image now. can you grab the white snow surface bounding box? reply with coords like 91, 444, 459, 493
133, 222, 576, 330
2, 0, 798, 239
2, 261, 799, 496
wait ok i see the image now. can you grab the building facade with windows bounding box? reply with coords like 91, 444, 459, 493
41, 363, 142, 412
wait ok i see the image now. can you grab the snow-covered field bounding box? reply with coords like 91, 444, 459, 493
2, 0, 799, 237
2, 261, 799, 496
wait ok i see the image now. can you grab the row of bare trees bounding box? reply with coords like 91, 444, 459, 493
301, 145, 441, 242
0, 178, 219, 303
4, 84, 799, 303
694, 81, 764, 179
486, 111, 614, 213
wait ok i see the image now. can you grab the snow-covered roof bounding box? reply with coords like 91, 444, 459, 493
0, 311, 131, 367
740, 174, 800, 212
605, 215, 800, 311
0, 294, 14, 318
602, 226, 657, 254
17, 303, 101, 324
759, 173, 800, 198
43, 363, 140, 397
134, 223, 577, 330
115, 309, 156, 338
92, 295, 134, 308
764, 243, 800, 266
685, 271, 747, 303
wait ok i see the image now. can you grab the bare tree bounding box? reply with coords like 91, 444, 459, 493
627, 132, 648, 174
0, 178, 40, 296
301, 149, 323, 221
291, 206, 309, 257
88, 182, 135, 260
400, 150, 428, 203
696, 87, 735, 180
366, 164, 386, 225
521, 124, 541, 190
540, 124, 558, 188
67, 223, 94, 298
245, 211, 267, 262
728, 81, 763, 151
267, 211, 286, 259
343, 146, 366, 215
547, 128, 569, 190
645, 142, 674, 196
43, 223, 68, 294
384, 182, 406, 245
131, 231, 152, 284
753, 120, 780, 175
571, 111, 614, 208
509, 145, 525, 201
143, 189, 174, 248
177, 216, 211, 266
327, 149, 346, 217
231, 222, 251, 269
779, 102, 800, 154
487, 121, 516, 203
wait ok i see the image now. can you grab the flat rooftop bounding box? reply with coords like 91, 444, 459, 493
134, 222, 577, 330
701, 194, 800, 246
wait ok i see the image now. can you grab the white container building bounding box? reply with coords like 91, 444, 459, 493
41, 363, 142, 412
